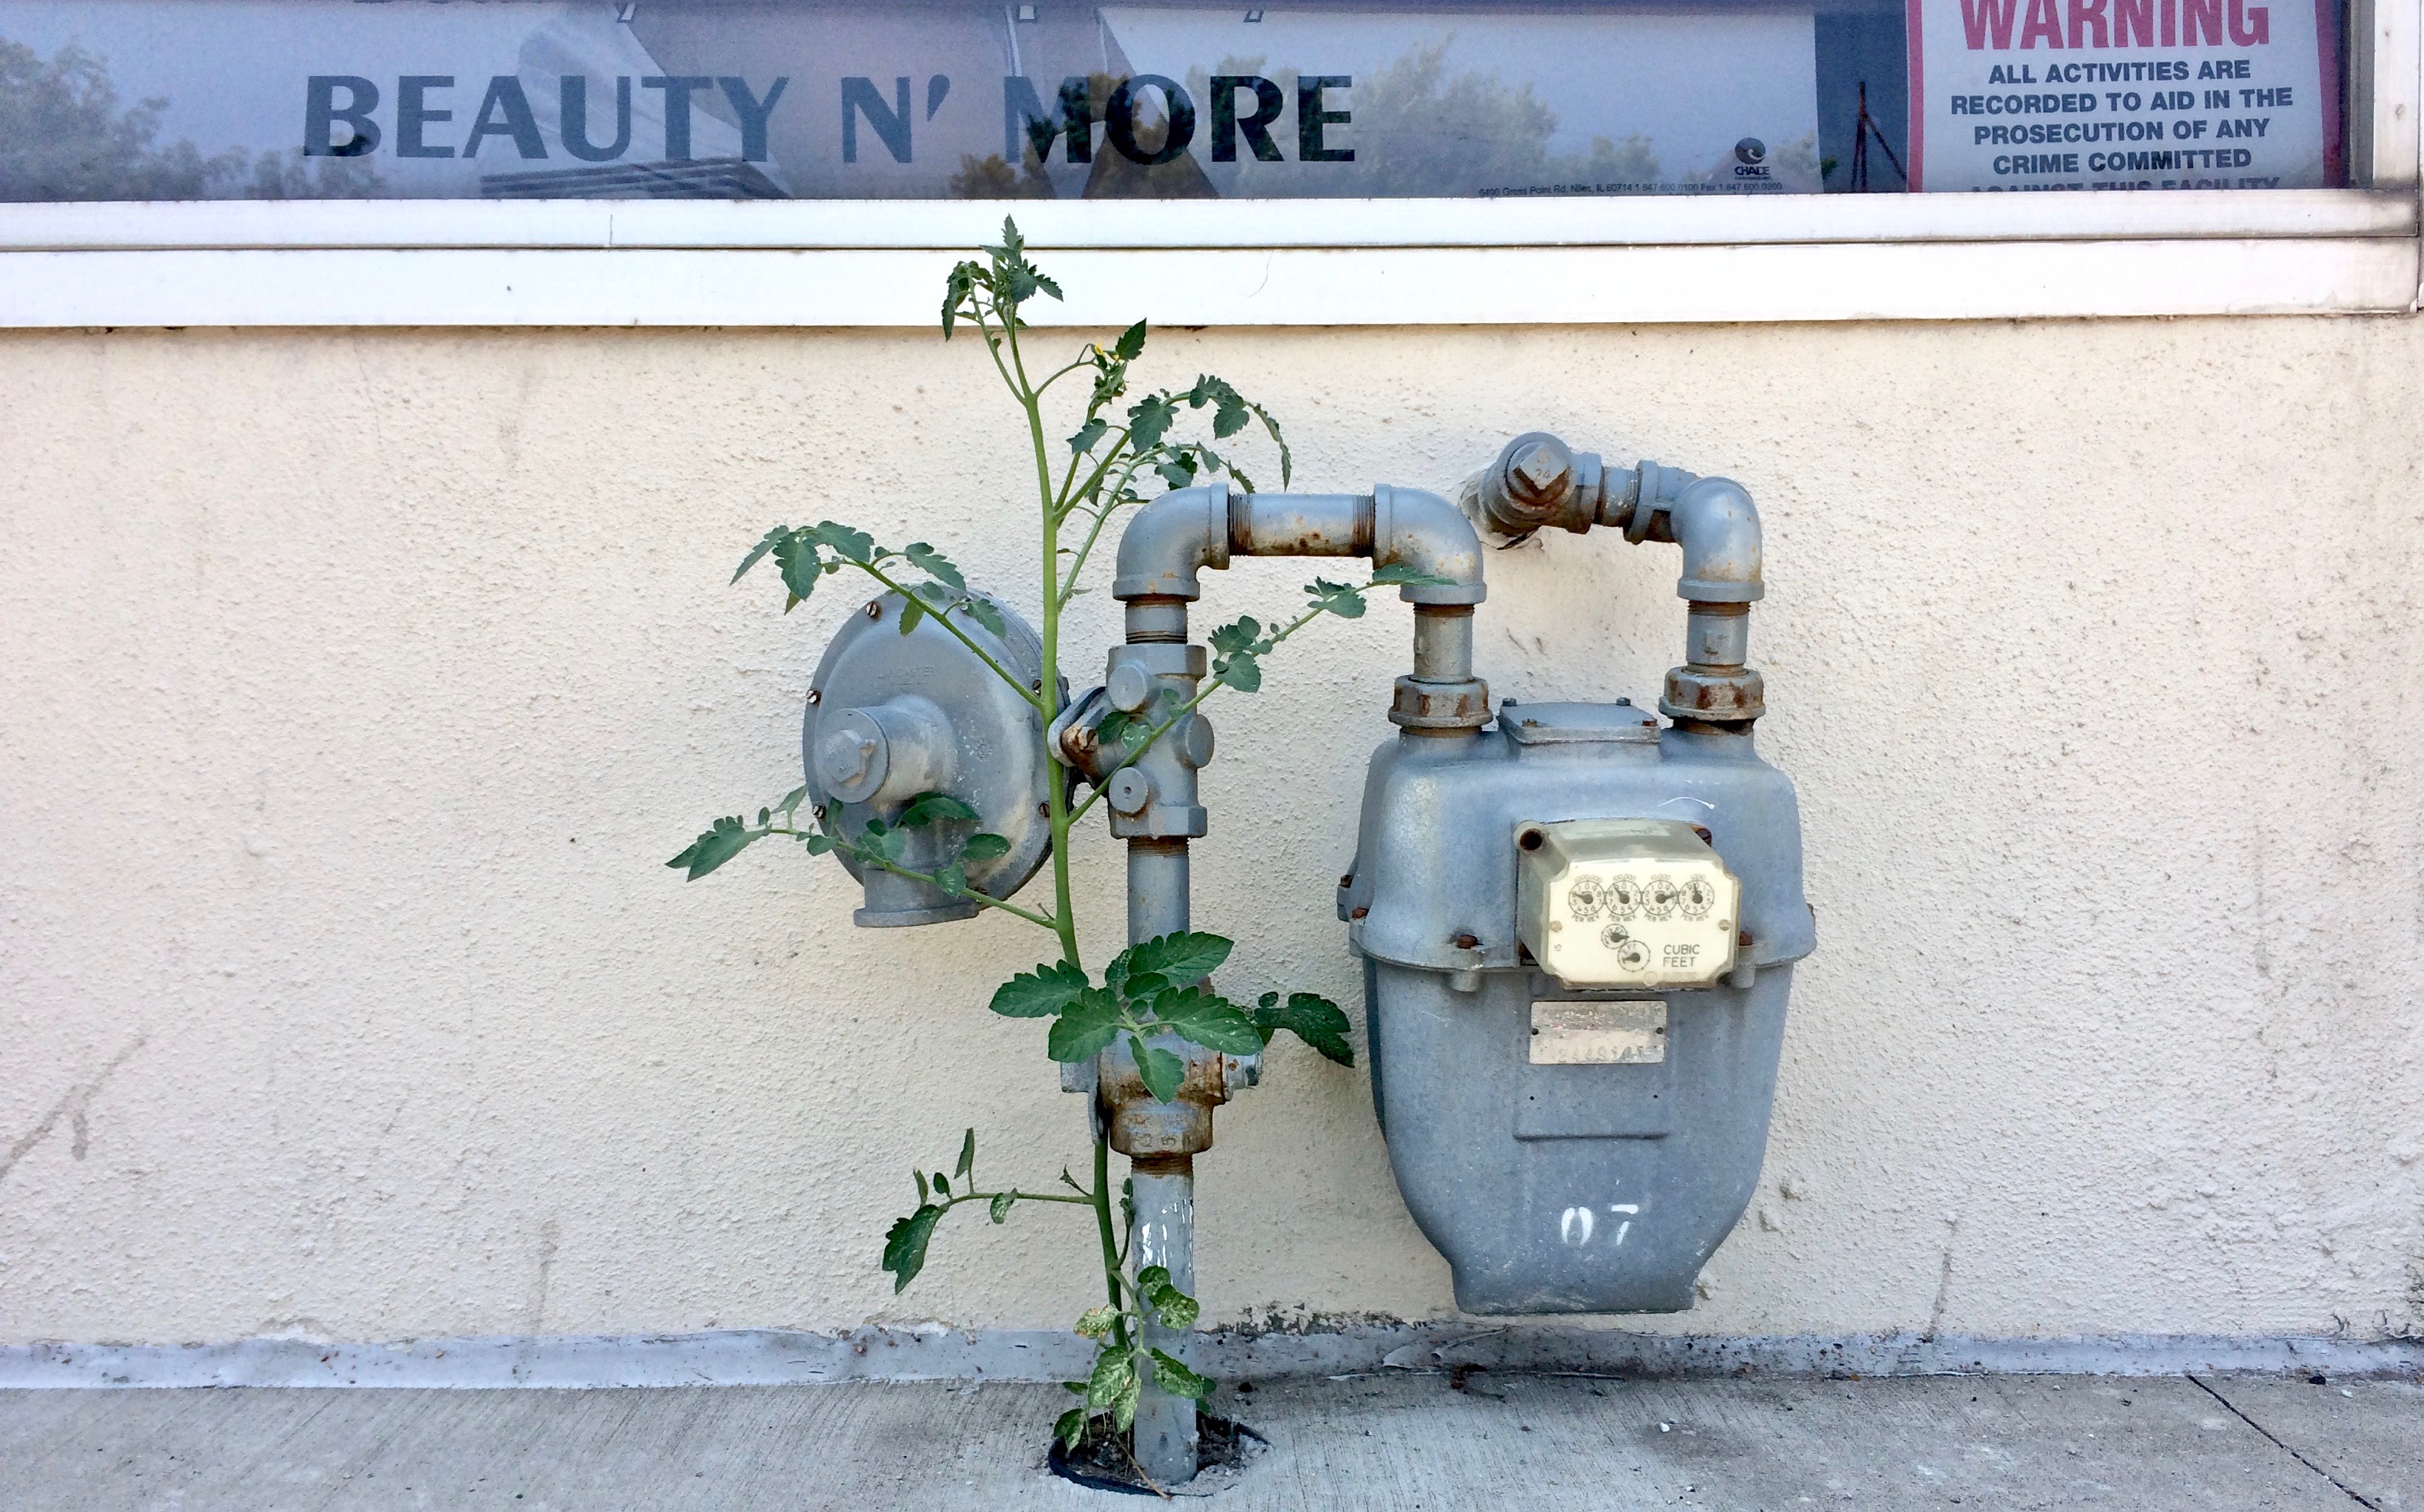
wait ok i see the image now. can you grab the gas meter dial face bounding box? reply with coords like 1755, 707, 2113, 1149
1516, 819, 1740, 989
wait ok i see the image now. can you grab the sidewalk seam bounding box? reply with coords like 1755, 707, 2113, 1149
2189, 1375, 2381, 1511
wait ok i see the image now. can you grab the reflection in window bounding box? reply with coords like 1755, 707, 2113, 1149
0, 0, 2343, 201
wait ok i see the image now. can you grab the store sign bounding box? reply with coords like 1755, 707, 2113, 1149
1907, 0, 2339, 189
0, 0, 1818, 201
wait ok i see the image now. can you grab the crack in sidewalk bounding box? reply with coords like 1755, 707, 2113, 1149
2190, 1375, 2381, 1510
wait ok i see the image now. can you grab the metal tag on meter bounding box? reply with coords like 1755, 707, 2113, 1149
1529, 1000, 1667, 1064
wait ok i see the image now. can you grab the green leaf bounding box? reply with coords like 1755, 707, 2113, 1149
1149, 987, 1268, 1055
990, 1191, 1015, 1224
1154, 453, 1199, 490
1075, 1306, 1120, 1339
959, 598, 1008, 637
955, 1128, 975, 1181
667, 816, 759, 881
880, 1205, 942, 1293
933, 862, 968, 896
1130, 1034, 1185, 1104
899, 792, 980, 828
1047, 990, 1123, 1062
1113, 319, 1147, 361
1116, 931, 1233, 996
1207, 616, 1265, 657
961, 832, 1011, 862
898, 595, 925, 635
1127, 394, 1177, 451
1067, 418, 1107, 455
903, 542, 966, 592
1054, 1407, 1088, 1452
734, 525, 789, 584
915, 1170, 928, 1202
1136, 1264, 1170, 1292
932, 1172, 950, 1197
861, 825, 908, 864
1255, 991, 1357, 1067
1085, 1346, 1135, 1411
770, 531, 820, 611
1367, 562, 1453, 588
808, 520, 875, 564
1146, 1282, 1200, 1332
1149, 1349, 1214, 1400
990, 961, 1088, 1019
799, 831, 836, 855
777, 785, 810, 817
1214, 651, 1261, 693
1309, 578, 1368, 619
1112, 1372, 1142, 1433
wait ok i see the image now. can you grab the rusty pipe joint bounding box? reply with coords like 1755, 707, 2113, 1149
1473, 431, 1607, 540
1656, 476, 1766, 727
1101, 1032, 1229, 1158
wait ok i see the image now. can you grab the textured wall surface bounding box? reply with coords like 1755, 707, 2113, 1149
2, 315, 2419, 1349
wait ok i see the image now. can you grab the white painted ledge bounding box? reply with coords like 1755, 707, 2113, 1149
0, 193, 2414, 327
4, 1326, 2419, 1388
0, 237, 2412, 328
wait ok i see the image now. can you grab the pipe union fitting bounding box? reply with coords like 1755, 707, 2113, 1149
1659, 665, 1766, 724
1390, 675, 1493, 731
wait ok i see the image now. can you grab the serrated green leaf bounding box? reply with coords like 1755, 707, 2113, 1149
1054, 1407, 1088, 1451
1149, 987, 1267, 1055
990, 1191, 1015, 1224
1255, 991, 1356, 1066
1075, 1305, 1120, 1339
1068, 418, 1107, 455
809, 520, 875, 564
734, 525, 789, 584
990, 962, 1088, 1019
880, 1204, 942, 1293
1149, 1349, 1214, 1400
1113, 319, 1147, 361
1047, 989, 1123, 1062
903, 542, 966, 592
667, 816, 758, 880
1130, 1035, 1185, 1104
1116, 932, 1233, 993
960, 597, 1008, 637
955, 1128, 975, 1181
1213, 395, 1249, 440
1127, 394, 1176, 452
898, 792, 980, 828
861, 825, 908, 864
771, 532, 820, 611
961, 832, 1011, 862
1154, 454, 1198, 490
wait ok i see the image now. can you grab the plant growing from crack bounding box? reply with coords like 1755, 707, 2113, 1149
669, 219, 1433, 1457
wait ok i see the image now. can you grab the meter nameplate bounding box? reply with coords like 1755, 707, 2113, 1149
1517, 819, 1740, 989
1530, 1000, 1667, 1064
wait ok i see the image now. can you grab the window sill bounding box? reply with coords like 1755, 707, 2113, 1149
0, 192, 2414, 327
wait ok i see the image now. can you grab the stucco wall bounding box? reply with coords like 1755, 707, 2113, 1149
2, 314, 2419, 1349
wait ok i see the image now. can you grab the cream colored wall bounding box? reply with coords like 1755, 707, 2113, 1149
2, 315, 2419, 1349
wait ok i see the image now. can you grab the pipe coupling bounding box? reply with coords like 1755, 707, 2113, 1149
1660, 664, 1766, 725
1390, 674, 1493, 731
1101, 1036, 1228, 1158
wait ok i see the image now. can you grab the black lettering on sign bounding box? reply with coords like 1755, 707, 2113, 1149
305, 75, 379, 156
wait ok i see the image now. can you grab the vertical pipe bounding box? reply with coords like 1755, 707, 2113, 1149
1129, 1155, 1197, 1485
1123, 838, 1196, 1484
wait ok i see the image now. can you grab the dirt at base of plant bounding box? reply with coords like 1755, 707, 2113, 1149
1048, 1410, 1265, 1496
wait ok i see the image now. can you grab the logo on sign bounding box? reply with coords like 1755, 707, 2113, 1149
1733, 137, 1771, 180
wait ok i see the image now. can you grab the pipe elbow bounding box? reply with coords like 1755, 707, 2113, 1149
1372, 486, 1486, 606
1668, 476, 1763, 604
1113, 483, 1231, 601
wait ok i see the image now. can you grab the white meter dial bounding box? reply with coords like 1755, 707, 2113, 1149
1515, 819, 1741, 989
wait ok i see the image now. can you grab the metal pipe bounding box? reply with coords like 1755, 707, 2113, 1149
1228, 491, 1371, 557
1666, 476, 1763, 604
1410, 607, 1474, 684
1126, 839, 1190, 940
1128, 1158, 1198, 1486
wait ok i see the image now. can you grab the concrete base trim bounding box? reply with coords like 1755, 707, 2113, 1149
4, 1326, 2419, 1389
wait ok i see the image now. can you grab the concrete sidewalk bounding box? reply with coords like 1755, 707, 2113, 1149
3, 1372, 2417, 1510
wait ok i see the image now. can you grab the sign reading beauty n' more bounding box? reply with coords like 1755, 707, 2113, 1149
1907, 0, 2340, 189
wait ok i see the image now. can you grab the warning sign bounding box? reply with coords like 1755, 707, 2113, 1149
1907, 0, 2340, 190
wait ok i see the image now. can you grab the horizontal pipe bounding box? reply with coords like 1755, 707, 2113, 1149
1230, 492, 1372, 558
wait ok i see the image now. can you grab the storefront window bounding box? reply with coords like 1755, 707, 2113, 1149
0, 0, 2348, 202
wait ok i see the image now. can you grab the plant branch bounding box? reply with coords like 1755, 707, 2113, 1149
845, 559, 1045, 715
763, 827, 1061, 931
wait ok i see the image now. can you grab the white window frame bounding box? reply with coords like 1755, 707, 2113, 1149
1, 0, 2415, 327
